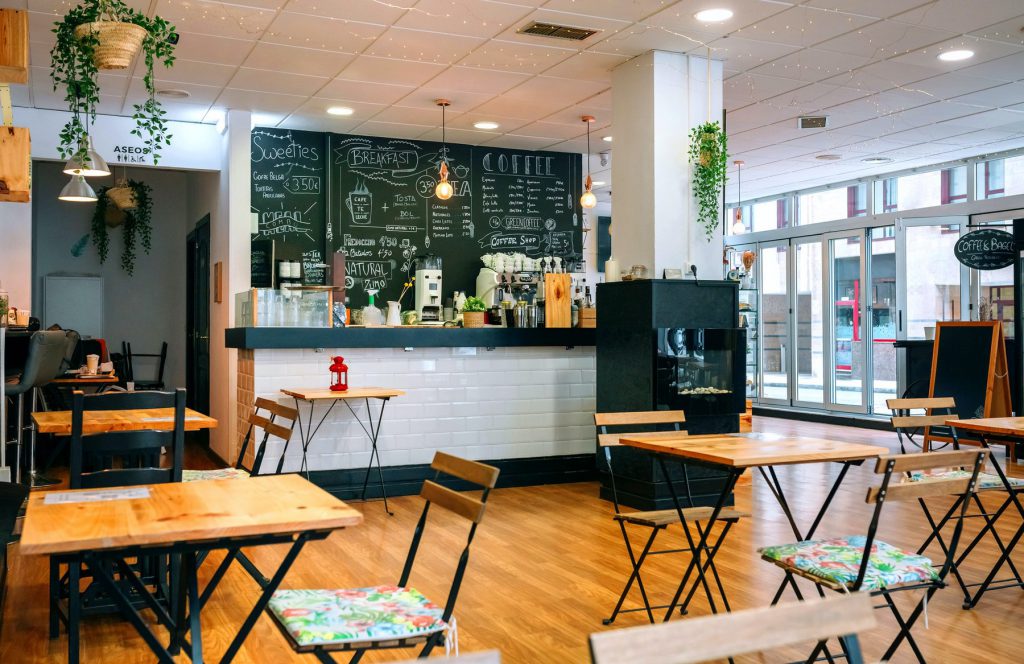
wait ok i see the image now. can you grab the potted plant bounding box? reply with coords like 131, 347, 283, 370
462, 296, 487, 328
688, 121, 729, 240
51, 0, 177, 165
89, 179, 153, 275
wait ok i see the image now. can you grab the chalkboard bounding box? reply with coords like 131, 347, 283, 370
250, 129, 328, 284
954, 228, 1015, 270
251, 239, 274, 288
927, 322, 1011, 445
329, 133, 582, 302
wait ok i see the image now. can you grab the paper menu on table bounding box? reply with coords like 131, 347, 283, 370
44, 487, 151, 504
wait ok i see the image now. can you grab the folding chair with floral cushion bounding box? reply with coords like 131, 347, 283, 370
267, 452, 499, 663
887, 397, 1024, 607
759, 449, 987, 664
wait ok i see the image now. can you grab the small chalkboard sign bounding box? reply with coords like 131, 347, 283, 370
926, 321, 1012, 446
954, 229, 1015, 270
251, 239, 274, 288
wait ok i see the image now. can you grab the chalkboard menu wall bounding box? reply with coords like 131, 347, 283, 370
250, 127, 583, 303
250, 129, 329, 285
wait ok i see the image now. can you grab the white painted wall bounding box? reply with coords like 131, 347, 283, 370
250, 346, 596, 472
0, 201, 33, 312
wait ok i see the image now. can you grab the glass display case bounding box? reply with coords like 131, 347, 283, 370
656, 327, 746, 417
235, 287, 332, 328
726, 246, 758, 401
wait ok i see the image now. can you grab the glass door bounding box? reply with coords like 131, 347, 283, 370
793, 238, 824, 408
869, 226, 897, 413
759, 241, 791, 405
825, 230, 868, 413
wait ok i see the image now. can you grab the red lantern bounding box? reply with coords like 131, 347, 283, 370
329, 356, 348, 392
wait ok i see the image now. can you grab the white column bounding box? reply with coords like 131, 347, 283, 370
208, 109, 251, 461
611, 51, 724, 279
0, 200, 32, 310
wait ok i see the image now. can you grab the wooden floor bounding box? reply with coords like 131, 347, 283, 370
2, 418, 1023, 663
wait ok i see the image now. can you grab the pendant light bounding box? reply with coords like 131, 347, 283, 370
63, 112, 110, 178
731, 160, 745, 235
58, 175, 98, 202
580, 115, 597, 209
434, 99, 453, 200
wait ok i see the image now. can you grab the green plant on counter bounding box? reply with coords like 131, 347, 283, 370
688, 121, 729, 241
462, 296, 487, 312
50, 0, 177, 164
89, 179, 154, 275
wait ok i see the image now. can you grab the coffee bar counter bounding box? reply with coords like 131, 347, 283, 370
225, 326, 595, 350
228, 325, 597, 499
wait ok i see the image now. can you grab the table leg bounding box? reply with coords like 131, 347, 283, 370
220, 534, 312, 664
347, 397, 393, 515
290, 398, 339, 479
68, 558, 80, 664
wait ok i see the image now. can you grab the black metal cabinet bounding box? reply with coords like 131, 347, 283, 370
596, 280, 744, 509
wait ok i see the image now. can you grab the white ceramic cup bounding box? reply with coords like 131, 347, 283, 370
85, 354, 99, 374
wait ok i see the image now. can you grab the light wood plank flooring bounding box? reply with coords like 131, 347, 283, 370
2, 418, 1022, 662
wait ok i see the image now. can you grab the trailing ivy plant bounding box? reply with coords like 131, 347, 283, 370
89, 179, 154, 275
51, 0, 176, 164
687, 121, 729, 241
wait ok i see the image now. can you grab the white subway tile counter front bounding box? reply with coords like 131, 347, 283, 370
237, 346, 597, 476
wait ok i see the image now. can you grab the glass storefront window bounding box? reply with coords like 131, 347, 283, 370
873, 166, 967, 213
904, 224, 962, 338
798, 184, 867, 225
977, 155, 1024, 199
728, 198, 791, 235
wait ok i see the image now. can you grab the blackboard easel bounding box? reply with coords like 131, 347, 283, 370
926, 321, 1012, 448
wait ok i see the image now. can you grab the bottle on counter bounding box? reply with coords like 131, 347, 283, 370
571, 297, 580, 328
584, 285, 593, 308
362, 290, 384, 327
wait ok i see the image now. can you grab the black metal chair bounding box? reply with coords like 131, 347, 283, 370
122, 341, 167, 391
0, 480, 29, 630
49, 389, 186, 641
265, 452, 499, 662
759, 449, 987, 663
3, 331, 67, 486
594, 411, 747, 624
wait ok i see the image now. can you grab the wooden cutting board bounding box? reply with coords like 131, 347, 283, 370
545, 273, 571, 328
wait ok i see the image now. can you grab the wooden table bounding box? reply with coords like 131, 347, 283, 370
50, 373, 119, 388
21, 474, 362, 664
943, 417, 1024, 609
33, 407, 218, 435
281, 387, 405, 514
619, 432, 887, 621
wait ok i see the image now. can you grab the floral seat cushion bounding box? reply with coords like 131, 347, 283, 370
182, 468, 250, 482
907, 468, 1024, 491
268, 586, 446, 648
760, 535, 938, 591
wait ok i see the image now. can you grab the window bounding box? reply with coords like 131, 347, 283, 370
798, 184, 867, 225
873, 167, 967, 212
728, 197, 791, 235
978, 156, 1024, 199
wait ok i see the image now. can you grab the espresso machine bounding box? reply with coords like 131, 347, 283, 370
414, 254, 443, 323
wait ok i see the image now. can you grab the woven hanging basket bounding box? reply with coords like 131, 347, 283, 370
104, 204, 126, 228
107, 184, 136, 210
74, 20, 147, 70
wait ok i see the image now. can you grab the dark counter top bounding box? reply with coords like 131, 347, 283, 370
225, 326, 596, 349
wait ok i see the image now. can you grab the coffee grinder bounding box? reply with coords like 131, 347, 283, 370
414, 254, 443, 323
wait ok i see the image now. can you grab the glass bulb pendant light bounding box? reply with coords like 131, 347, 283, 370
580, 115, 597, 209
59, 175, 98, 202
731, 160, 745, 235
435, 99, 453, 200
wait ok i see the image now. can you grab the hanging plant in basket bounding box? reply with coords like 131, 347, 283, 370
688, 121, 729, 241
90, 179, 153, 275
51, 0, 177, 165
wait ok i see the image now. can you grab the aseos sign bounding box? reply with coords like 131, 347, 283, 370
953, 228, 1016, 270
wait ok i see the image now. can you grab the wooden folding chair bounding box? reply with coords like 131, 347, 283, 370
266, 452, 499, 662
888, 397, 1024, 608
183, 397, 298, 481
595, 411, 747, 624
590, 593, 876, 664
759, 449, 987, 663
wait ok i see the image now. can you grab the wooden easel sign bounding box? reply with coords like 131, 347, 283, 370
926, 321, 1012, 447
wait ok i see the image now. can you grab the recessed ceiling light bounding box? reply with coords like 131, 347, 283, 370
694, 8, 734, 22
938, 49, 974, 62
473, 121, 500, 130
815, 154, 842, 161
862, 156, 893, 164
592, 181, 606, 186
156, 88, 190, 99
602, 135, 612, 142
327, 106, 354, 116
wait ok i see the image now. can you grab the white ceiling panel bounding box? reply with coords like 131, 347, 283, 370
541, 50, 631, 83
155, 0, 273, 40
541, 0, 676, 23
317, 79, 416, 105
952, 83, 1024, 110
285, 0, 414, 24
368, 104, 463, 126
364, 27, 485, 63
127, 78, 224, 106
242, 42, 355, 77
906, 75, 1010, 100
173, 32, 253, 67
888, 37, 1024, 76
746, 48, 872, 84
587, 24, 721, 57
647, 0, 793, 38
804, 0, 935, 20
714, 37, 802, 71
395, 0, 532, 39
445, 113, 529, 133
338, 56, 447, 87
214, 88, 306, 115
725, 73, 808, 109
512, 120, 587, 140
500, 75, 608, 106
813, 21, 956, 60
262, 13, 386, 53
289, 97, 387, 122
890, 0, 1024, 35
738, 6, 875, 49
278, 113, 363, 133
227, 68, 327, 96
422, 66, 530, 95
457, 39, 576, 73
157, 58, 239, 87
353, 120, 436, 139
969, 16, 1024, 46
954, 51, 1024, 84
482, 134, 560, 151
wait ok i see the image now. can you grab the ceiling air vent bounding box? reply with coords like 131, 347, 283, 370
518, 21, 599, 41
798, 116, 829, 129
